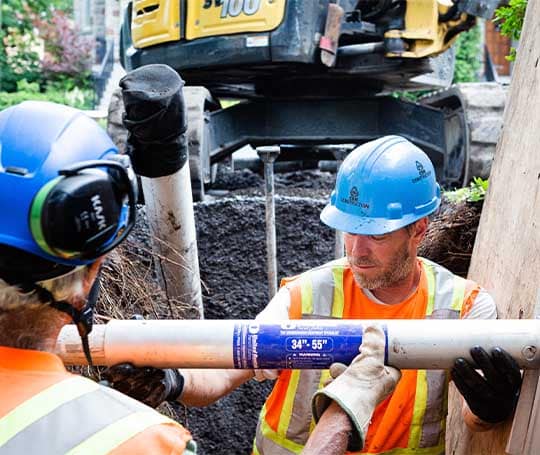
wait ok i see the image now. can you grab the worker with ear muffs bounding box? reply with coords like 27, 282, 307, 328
0, 101, 196, 454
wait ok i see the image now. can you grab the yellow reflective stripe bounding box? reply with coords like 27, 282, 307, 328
423, 261, 436, 316
408, 370, 428, 448
65, 411, 178, 455
300, 274, 313, 315
0, 377, 99, 447
451, 276, 466, 312
258, 404, 304, 454
331, 266, 345, 318
439, 379, 449, 445
277, 370, 301, 436
355, 444, 445, 455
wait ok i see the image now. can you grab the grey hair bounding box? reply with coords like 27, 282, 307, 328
0, 266, 89, 350
0, 266, 88, 311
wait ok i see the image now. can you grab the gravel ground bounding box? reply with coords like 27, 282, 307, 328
98, 165, 481, 454
179, 167, 337, 454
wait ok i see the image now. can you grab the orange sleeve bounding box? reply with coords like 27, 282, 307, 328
460, 280, 481, 319
110, 422, 193, 455
280, 274, 303, 319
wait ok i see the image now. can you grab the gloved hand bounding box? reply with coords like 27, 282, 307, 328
312, 325, 401, 451
102, 363, 184, 409
321, 362, 347, 386
451, 346, 522, 424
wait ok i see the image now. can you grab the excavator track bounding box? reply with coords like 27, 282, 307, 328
420, 82, 507, 187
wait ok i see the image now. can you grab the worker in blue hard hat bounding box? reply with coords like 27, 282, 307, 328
105, 135, 522, 454
0, 101, 196, 454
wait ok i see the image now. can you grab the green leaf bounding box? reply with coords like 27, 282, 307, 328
444, 177, 489, 203
494, 0, 527, 61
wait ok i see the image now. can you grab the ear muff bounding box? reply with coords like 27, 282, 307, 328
29, 159, 137, 261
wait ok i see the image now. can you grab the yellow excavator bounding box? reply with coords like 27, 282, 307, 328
112, 0, 505, 200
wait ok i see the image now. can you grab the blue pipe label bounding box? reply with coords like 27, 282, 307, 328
232, 322, 388, 369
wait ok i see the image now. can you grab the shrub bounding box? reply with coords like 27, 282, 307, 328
494, 0, 527, 61
453, 25, 481, 83
0, 3, 42, 92
34, 11, 94, 90
1, 2, 92, 92
0, 79, 93, 110
445, 177, 489, 203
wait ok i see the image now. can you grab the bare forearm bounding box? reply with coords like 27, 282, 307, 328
178, 368, 254, 407
462, 400, 496, 432
302, 402, 353, 455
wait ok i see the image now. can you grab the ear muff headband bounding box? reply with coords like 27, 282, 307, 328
29, 159, 137, 261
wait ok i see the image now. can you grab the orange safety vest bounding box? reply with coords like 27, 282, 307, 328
254, 257, 480, 455
0, 346, 195, 454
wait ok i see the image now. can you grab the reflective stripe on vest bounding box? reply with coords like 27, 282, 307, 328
408, 258, 465, 452
255, 258, 466, 455
0, 375, 180, 454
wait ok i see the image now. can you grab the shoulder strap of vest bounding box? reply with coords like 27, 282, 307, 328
287, 259, 348, 319
420, 257, 467, 318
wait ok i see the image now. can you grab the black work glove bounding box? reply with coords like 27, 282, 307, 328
451, 346, 522, 424
102, 363, 184, 409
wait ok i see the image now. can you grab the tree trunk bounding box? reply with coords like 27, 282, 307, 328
446, 1, 540, 453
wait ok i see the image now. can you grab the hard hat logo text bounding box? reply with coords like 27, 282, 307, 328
341, 186, 369, 209
412, 161, 432, 183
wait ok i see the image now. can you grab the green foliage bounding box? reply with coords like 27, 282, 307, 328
445, 177, 489, 203
1, 1, 88, 92
0, 82, 94, 110
494, 0, 527, 61
453, 25, 481, 83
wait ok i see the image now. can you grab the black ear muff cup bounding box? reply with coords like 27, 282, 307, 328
39, 171, 123, 255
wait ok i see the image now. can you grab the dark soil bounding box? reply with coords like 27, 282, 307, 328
97, 166, 482, 454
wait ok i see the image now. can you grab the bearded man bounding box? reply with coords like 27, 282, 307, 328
106, 136, 522, 455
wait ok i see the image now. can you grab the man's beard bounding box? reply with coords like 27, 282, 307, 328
349, 241, 415, 290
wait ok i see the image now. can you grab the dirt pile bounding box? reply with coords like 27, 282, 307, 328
96, 167, 482, 454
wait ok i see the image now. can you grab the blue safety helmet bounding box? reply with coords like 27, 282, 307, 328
0, 101, 138, 283
320, 135, 441, 235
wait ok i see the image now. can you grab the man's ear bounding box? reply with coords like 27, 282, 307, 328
411, 217, 429, 244
83, 258, 104, 295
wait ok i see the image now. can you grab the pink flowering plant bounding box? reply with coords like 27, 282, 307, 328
34, 11, 94, 90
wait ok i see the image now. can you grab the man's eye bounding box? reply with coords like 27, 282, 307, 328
369, 234, 387, 241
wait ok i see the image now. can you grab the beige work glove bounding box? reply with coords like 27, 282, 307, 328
312, 325, 401, 451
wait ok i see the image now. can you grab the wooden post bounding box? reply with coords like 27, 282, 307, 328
446, 1, 540, 453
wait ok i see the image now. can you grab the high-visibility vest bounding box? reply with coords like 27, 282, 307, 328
254, 257, 478, 455
0, 374, 195, 454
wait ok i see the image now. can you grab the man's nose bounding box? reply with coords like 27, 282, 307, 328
347, 234, 372, 256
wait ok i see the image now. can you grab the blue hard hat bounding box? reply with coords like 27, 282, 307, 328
320, 135, 441, 235
0, 101, 126, 272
